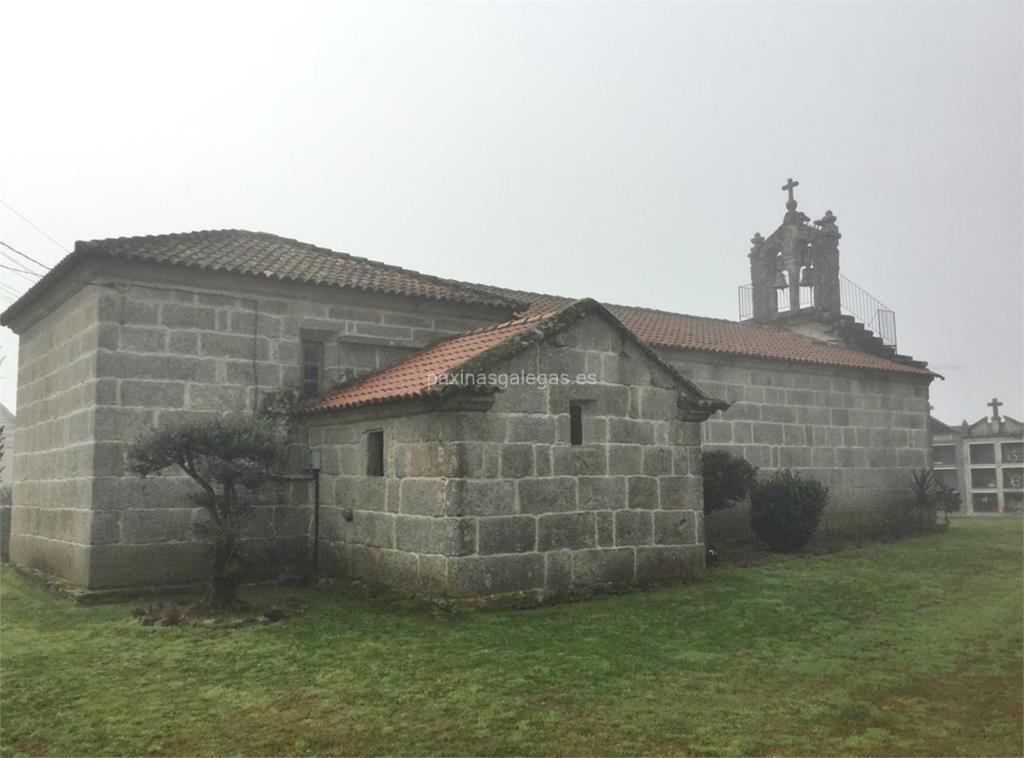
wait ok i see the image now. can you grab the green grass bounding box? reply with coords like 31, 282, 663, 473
1, 519, 1021, 757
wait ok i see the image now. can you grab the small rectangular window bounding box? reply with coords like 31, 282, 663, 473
366, 430, 384, 477
301, 341, 324, 398
569, 403, 583, 446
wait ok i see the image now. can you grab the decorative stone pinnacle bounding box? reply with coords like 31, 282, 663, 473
750, 232, 764, 246
815, 210, 838, 228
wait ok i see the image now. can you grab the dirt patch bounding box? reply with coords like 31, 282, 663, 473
131, 594, 306, 628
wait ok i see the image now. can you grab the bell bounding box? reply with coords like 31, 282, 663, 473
799, 266, 815, 286
773, 271, 788, 290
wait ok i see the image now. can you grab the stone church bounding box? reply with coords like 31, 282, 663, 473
0, 183, 935, 601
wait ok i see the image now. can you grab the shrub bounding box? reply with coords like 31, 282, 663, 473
127, 414, 285, 608
750, 469, 828, 551
702, 450, 758, 514
892, 468, 955, 537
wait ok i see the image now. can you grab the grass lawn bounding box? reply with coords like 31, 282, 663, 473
1, 519, 1021, 757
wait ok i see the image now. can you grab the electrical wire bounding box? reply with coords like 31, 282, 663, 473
0, 240, 51, 271
0, 199, 69, 253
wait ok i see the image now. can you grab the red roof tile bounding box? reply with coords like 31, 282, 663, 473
314, 312, 553, 411
1, 230, 518, 326
315, 300, 732, 413
472, 285, 932, 376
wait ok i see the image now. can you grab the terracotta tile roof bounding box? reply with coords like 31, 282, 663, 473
1, 230, 517, 326
314, 299, 730, 413
314, 312, 553, 412
471, 285, 932, 376
609, 304, 932, 375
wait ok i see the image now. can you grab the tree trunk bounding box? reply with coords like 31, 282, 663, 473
209, 532, 239, 608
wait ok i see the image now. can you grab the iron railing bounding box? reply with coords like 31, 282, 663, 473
839, 275, 897, 349
737, 275, 897, 349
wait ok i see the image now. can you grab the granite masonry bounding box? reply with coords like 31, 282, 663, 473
663, 351, 930, 542
0, 184, 938, 596
302, 303, 724, 601
2, 243, 514, 588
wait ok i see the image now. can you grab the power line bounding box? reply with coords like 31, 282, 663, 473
0, 248, 46, 277
0, 199, 69, 254
0, 262, 42, 278
0, 240, 51, 271
0, 279, 22, 297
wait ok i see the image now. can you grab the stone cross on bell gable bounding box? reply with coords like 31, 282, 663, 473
782, 177, 800, 203
988, 397, 1003, 421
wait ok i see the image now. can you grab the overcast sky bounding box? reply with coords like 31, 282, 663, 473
1, 1, 1020, 423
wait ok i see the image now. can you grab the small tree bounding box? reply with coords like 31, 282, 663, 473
750, 469, 828, 551
127, 414, 285, 608
702, 450, 758, 514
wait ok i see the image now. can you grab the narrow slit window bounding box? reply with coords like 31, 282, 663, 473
301, 341, 324, 398
366, 430, 385, 477
569, 404, 584, 446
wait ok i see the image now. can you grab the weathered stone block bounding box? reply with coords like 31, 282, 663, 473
642, 446, 674, 476
627, 476, 658, 509
448, 554, 545, 596
577, 476, 626, 510
607, 418, 656, 445
653, 510, 697, 545
89, 541, 211, 589
783, 425, 805, 445
545, 551, 572, 593
121, 508, 194, 543
537, 512, 596, 551
93, 408, 154, 442
658, 475, 702, 510
518, 477, 577, 514
500, 444, 535, 478
121, 380, 185, 409
395, 515, 475, 556
607, 444, 642, 474
552, 446, 606, 476
752, 423, 784, 445
446, 479, 517, 517
571, 548, 634, 586
478, 515, 536, 554
636, 386, 677, 420
121, 326, 166, 353
549, 383, 629, 417
397, 478, 446, 516
506, 415, 555, 443
635, 544, 704, 583
161, 303, 216, 330
199, 332, 269, 361
348, 511, 395, 548
779, 446, 811, 467
596, 510, 614, 547
167, 331, 199, 355
614, 509, 652, 546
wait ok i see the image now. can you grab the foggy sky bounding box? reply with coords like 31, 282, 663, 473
1, 1, 1021, 424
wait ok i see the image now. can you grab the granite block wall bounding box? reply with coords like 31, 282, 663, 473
658, 348, 932, 542
304, 317, 706, 601
8, 285, 100, 583
6, 259, 509, 588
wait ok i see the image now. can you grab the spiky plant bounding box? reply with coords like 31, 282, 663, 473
905, 468, 949, 535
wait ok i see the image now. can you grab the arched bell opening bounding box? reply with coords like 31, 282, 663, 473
798, 264, 815, 308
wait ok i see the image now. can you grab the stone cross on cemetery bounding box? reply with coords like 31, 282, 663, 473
988, 397, 1003, 421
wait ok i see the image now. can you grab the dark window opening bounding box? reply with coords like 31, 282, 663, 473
569, 403, 583, 446
301, 341, 324, 398
366, 430, 385, 477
